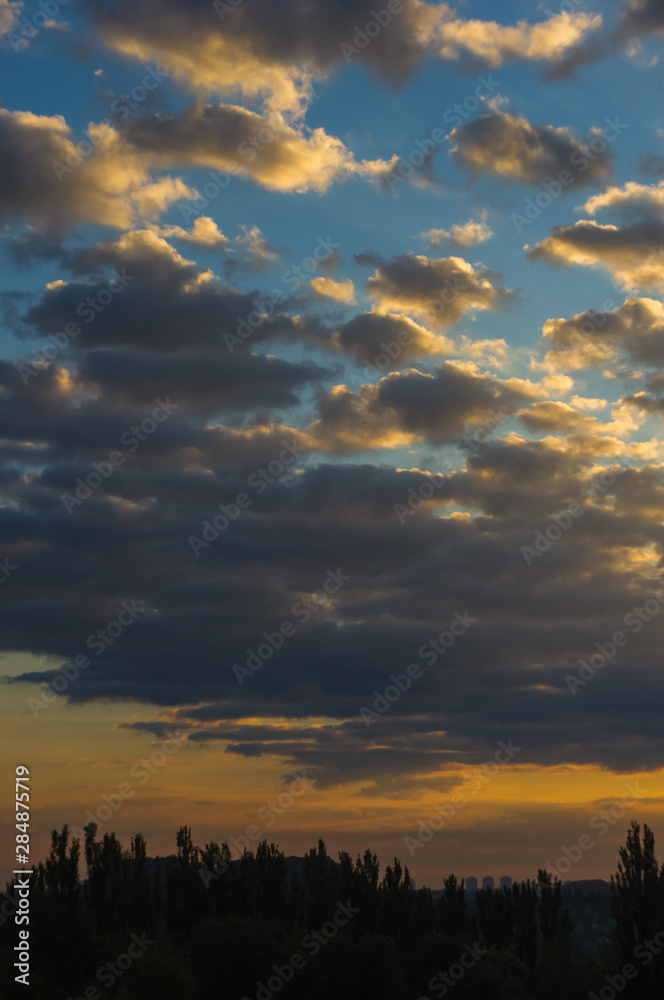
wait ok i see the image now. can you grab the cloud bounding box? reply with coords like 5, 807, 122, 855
235, 224, 279, 267
541, 297, 664, 371
583, 179, 664, 219
449, 103, 613, 187
419, 6, 602, 68
0, 210, 661, 786
421, 219, 493, 248
0, 108, 191, 231
366, 252, 515, 325
91, 0, 602, 117
621, 0, 664, 38
0, 100, 396, 239
514, 399, 639, 439
306, 363, 536, 452
0, 0, 19, 38
527, 207, 664, 292
151, 216, 229, 247
527, 180, 664, 291
9, 229, 323, 365
544, 0, 664, 82
311, 276, 357, 304
121, 103, 392, 194
639, 152, 664, 177
333, 311, 452, 366
6, 421, 664, 782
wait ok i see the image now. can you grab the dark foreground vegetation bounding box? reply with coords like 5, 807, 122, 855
2, 821, 664, 999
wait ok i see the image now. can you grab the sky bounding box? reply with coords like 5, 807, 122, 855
2, 0, 664, 888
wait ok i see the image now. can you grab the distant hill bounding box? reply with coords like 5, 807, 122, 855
562, 879, 611, 897
144, 857, 612, 897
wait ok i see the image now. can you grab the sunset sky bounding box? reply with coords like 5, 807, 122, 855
3, 0, 664, 889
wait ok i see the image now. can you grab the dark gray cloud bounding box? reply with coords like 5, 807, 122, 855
366, 252, 515, 325
307, 363, 534, 451
449, 105, 614, 188
5, 409, 664, 786
334, 311, 452, 366
639, 152, 664, 177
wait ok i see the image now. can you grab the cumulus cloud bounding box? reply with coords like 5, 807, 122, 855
541, 297, 664, 371
420, 219, 493, 248
0, 108, 193, 230
449, 103, 614, 187
366, 252, 515, 325
9, 229, 322, 365
305, 363, 536, 452
0, 100, 397, 239
527, 178, 664, 290
583, 179, 664, 218
333, 311, 452, 366
419, 6, 602, 68
310, 276, 357, 304
151, 216, 229, 247
121, 103, 392, 194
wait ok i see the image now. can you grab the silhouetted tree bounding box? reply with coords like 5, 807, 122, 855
611, 822, 664, 999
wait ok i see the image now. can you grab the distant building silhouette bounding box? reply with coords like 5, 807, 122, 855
482, 876, 495, 890
500, 876, 512, 890
464, 876, 477, 894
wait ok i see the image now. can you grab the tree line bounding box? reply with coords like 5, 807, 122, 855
2, 820, 663, 998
